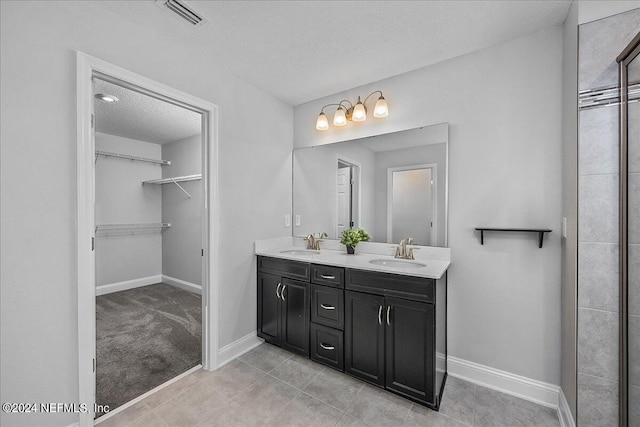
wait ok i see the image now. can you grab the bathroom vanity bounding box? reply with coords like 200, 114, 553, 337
255, 241, 449, 410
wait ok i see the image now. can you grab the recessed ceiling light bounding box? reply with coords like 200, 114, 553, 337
95, 94, 119, 103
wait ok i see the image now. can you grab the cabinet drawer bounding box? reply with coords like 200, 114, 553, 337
346, 269, 434, 303
311, 284, 344, 330
258, 256, 310, 281
310, 323, 344, 372
311, 264, 344, 288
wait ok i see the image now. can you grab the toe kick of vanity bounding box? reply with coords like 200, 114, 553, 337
256, 255, 448, 410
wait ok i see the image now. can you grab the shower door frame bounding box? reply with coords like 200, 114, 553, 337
76, 51, 220, 427
617, 31, 640, 427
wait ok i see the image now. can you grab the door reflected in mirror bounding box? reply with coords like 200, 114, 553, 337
293, 123, 448, 247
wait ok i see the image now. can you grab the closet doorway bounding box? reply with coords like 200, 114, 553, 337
77, 53, 219, 427
94, 77, 204, 415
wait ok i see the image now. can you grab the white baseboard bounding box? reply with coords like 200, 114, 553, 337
96, 275, 162, 296
162, 275, 202, 295
66, 422, 79, 427
447, 356, 559, 409
217, 331, 263, 368
558, 388, 576, 427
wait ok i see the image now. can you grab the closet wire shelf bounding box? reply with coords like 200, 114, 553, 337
142, 174, 202, 199
95, 150, 171, 165
95, 223, 171, 233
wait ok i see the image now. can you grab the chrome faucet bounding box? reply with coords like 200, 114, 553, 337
395, 237, 419, 260
305, 232, 327, 250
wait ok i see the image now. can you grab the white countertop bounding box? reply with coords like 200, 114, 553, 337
254, 237, 451, 279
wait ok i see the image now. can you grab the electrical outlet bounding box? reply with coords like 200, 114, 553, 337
295, 215, 301, 226
284, 214, 291, 227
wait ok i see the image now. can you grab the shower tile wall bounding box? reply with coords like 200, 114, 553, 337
577, 9, 640, 426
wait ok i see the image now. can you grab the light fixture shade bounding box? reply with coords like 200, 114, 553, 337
373, 96, 389, 118
316, 112, 329, 130
352, 98, 367, 122
333, 107, 347, 126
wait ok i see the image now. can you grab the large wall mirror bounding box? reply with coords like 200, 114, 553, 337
293, 123, 449, 247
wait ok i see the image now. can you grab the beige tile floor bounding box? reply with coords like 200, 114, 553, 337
97, 343, 561, 427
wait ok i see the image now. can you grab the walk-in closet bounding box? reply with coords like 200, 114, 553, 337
93, 78, 204, 413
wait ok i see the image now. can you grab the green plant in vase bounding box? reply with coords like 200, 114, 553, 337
340, 228, 370, 254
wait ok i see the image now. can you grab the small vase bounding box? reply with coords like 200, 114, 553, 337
346, 245, 355, 254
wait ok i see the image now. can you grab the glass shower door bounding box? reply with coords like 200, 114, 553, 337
619, 32, 640, 427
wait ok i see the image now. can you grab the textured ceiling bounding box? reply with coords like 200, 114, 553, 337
94, 79, 201, 144
97, 0, 571, 105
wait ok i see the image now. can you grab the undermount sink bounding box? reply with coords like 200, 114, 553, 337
369, 259, 426, 269
279, 250, 320, 255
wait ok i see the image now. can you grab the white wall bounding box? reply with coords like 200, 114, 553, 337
561, 0, 579, 419
95, 133, 163, 286
0, 2, 292, 426
578, 0, 640, 24
295, 27, 564, 385
162, 135, 202, 286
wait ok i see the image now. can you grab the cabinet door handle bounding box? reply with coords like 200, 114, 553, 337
320, 304, 336, 310
386, 306, 391, 326
282, 284, 286, 301
320, 274, 336, 280
320, 343, 335, 351
378, 305, 383, 325
276, 283, 282, 299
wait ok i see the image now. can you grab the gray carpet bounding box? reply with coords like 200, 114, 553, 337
96, 283, 201, 415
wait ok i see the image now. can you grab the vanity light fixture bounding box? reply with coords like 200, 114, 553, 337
315, 91, 389, 131
95, 93, 119, 103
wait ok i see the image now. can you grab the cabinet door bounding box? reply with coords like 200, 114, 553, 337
345, 291, 385, 386
385, 297, 435, 405
280, 278, 310, 357
257, 272, 281, 345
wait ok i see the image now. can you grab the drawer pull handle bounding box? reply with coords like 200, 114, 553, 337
320, 274, 336, 280
282, 284, 287, 301
320, 343, 335, 351
276, 283, 282, 299
378, 305, 383, 325
386, 306, 391, 326
320, 304, 336, 310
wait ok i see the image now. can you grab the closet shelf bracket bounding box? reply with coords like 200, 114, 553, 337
171, 179, 192, 199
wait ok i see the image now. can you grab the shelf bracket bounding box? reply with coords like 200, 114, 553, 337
172, 179, 192, 199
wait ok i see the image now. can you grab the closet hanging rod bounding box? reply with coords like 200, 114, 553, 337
95, 150, 171, 165
95, 223, 171, 232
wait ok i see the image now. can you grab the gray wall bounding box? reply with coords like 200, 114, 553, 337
560, 0, 578, 419
576, 8, 640, 426
373, 143, 446, 245
0, 2, 292, 426
162, 135, 202, 286
295, 27, 564, 386
95, 133, 163, 286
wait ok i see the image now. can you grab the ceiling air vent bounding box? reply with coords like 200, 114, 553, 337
156, 0, 208, 27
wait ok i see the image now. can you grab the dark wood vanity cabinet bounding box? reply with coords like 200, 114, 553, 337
257, 255, 447, 409
344, 269, 446, 409
257, 258, 310, 357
